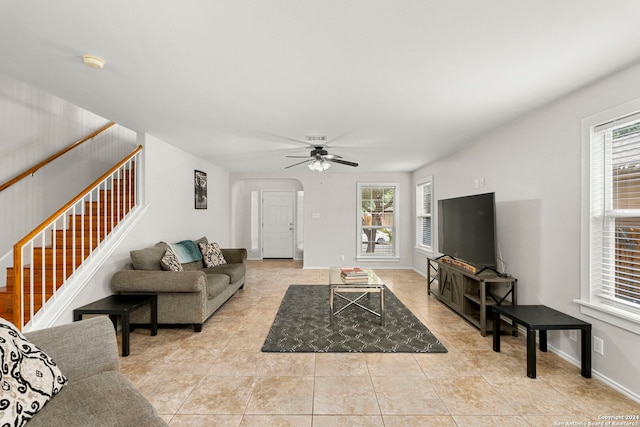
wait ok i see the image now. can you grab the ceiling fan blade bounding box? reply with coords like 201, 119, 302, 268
286, 155, 311, 158
285, 159, 312, 169
329, 158, 359, 167
324, 153, 342, 159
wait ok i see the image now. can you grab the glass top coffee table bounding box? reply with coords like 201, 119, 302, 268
329, 267, 385, 326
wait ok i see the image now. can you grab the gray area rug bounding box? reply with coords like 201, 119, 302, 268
262, 285, 447, 353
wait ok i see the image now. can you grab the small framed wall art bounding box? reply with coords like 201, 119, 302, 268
194, 170, 207, 209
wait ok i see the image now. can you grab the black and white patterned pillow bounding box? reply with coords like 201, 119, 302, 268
199, 242, 227, 268
0, 317, 67, 426
160, 248, 183, 271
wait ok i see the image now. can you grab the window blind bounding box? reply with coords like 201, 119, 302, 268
416, 179, 432, 248
591, 117, 640, 312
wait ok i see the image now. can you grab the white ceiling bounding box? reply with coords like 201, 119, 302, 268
2, 1, 640, 172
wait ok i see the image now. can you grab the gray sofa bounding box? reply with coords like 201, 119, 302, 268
24, 316, 167, 426
110, 237, 247, 332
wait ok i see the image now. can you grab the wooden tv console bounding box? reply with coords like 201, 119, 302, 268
427, 256, 517, 336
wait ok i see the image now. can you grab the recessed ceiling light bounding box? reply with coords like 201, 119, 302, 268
82, 54, 105, 69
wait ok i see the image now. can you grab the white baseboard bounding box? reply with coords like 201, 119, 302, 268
517, 326, 640, 404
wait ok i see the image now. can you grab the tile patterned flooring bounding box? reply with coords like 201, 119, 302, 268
120, 260, 640, 426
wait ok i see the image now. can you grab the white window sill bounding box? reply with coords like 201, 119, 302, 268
574, 299, 640, 335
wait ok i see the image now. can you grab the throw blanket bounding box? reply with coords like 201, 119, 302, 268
170, 240, 203, 263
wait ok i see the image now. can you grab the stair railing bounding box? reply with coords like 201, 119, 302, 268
0, 122, 115, 193
12, 145, 143, 329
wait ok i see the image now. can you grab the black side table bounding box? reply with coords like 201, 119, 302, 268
492, 304, 591, 379
73, 294, 158, 357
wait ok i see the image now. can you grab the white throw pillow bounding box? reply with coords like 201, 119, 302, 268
160, 248, 183, 271
199, 242, 227, 268
0, 317, 68, 426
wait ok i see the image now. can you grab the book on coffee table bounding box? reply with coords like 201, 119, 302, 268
341, 268, 369, 281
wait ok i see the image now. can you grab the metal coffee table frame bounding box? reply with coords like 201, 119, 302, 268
329, 268, 385, 326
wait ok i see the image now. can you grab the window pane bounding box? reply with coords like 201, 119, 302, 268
421, 217, 431, 246
422, 183, 431, 215
599, 121, 640, 309
416, 178, 432, 249
358, 184, 397, 258
615, 219, 640, 304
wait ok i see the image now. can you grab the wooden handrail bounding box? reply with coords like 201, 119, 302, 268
13, 145, 142, 249
0, 121, 116, 193
13, 144, 143, 328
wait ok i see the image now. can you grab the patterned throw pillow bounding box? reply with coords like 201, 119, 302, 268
199, 242, 227, 268
160, 248, 183, 271
0, 318, 68, 426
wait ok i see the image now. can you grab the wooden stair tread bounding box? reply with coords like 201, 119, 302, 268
6, 167, 136, 325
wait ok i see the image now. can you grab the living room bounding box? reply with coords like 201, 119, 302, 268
1, 1, 640, 424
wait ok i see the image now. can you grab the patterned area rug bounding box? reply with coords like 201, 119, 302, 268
261, 285, 447, 353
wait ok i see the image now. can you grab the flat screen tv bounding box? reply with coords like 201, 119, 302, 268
437, 192, 497, 269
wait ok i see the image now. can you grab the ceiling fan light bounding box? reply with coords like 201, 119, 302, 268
308, 159, 331, 172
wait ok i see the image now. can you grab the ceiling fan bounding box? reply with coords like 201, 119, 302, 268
285, 146, 359, 171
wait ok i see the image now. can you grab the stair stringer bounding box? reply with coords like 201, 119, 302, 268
24, 204, 149, 332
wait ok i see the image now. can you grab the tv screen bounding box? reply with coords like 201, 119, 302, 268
437, 192, 497, 268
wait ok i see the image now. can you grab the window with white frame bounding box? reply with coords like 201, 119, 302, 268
357, 183, 398, 259
416, 177, 433, 252
580, 101, 640, 334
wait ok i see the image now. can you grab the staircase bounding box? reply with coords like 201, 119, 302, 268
0, 151, 141, 329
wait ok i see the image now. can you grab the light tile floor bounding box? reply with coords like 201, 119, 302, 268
120, 260, 640, 426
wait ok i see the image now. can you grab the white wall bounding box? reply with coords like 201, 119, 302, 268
230, 171, 413, 269
60, 133, 231, 323
413, 62, 640, 400
0, 72, 231, 326
0, 74, 136, 260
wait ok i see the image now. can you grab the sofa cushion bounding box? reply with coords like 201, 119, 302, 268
220, 248, 247, 264
160, 248, 183, 271
26, 371, 166, 427
205, 273, 230, 299
199, 242, 227, 268
194, 236, 208, 246
0, 318, 68, 426
182, 260, 204, 271
203, 263, 246, 284
130, 242, 169, 271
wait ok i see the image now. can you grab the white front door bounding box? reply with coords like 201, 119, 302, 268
262, 190, 294, 258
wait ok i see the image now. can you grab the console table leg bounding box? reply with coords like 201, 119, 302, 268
492, 311, 501, 352
121, 314, 130, 357
582, 326, 592, 378
150, 296, 158, 336
480, 281, 487, 337
539, 330, 547, 352
526, 328, 537, 379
